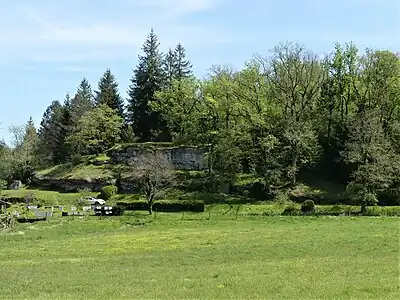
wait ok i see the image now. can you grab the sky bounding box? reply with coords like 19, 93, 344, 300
0, 0, 399, 144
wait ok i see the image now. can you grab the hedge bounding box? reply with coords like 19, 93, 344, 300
116, 201, 149, 211
153, 200, 205, 212
116, 200, 205, 212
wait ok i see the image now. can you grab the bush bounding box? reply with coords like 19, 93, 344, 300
377, 188, 400, 206
0, 179, 7, 193
282, 203, 300, 216
153, 200, 205, 212
116, 200, 148, 211
71, 154, 83, 166
248, 181, 267, 200
101, 185, 118, 200
346, 183, 378, 205
116, 200, 205, 212
275, 191, 290, 204
301, 200, 315, 214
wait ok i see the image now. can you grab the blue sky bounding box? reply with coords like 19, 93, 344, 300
0, 0, 399, 144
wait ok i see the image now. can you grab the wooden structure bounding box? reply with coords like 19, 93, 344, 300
0, 199, 11, 215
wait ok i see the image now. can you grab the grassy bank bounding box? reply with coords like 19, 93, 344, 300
0, 216, 398, 299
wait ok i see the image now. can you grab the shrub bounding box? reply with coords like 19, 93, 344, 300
248, 181, 267, 200
116, 199, 205, 212
301, 200, 315, 214
377, 188, 400, 206
101, 185, 118, 200
71, 154, 83, 166
153, 200, 205, 212
0, 179, 7, 193
275, 191, 290, 204
282, 203, 300, 216
346, 182, 378, 208
116, 200, 148, 211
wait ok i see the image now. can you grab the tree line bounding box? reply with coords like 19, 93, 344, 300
1, 29, 399, 204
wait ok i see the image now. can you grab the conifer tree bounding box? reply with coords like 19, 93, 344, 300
173, 43, 192, 80
163, 44, 192, 87
164, 48, 176, 88
37, 101, 62, 165
95, 69, 125, 118
37, 97, 72, 165
127, 29, 169, 141
70, 78, 94, 123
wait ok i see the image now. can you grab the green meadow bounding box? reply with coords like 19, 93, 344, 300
0, 215, 398, 299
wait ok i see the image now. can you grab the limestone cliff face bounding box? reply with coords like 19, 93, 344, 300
108, 146, 208, 171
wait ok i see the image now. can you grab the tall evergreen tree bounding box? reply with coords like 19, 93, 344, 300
173, 43, 192, 80
70, 78, 94, 123
95, 69, 125, 118
127, 29, 169, 141
58, 94, 74, 159
164, 48, 176, 88
37, 100, 66, 165
163, 44, 192, 87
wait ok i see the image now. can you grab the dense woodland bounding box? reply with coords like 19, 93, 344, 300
1, 29, 400, 206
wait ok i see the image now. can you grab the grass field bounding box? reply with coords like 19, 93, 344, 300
0, 215, 398, 299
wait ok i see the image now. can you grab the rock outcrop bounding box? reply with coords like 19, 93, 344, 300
108, 146, 208, 171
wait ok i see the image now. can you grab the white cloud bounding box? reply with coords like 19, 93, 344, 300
0, 0, 229, 64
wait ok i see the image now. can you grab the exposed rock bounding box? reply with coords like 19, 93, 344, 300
8, 180, 22, 190
31, 177, 115, 192
108, 146, 208, 170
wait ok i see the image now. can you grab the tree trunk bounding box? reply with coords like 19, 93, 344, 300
148, 195, 154, 215
208, 145, 214, 174
291, 150, 298, 187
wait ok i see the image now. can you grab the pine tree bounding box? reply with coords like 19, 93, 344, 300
37, 101, 61, 165
58, 94, 74, 159
70, 78, 94, 123
163, 44, 192, 87
95, 69, 125, 118
127, 29, 169, 141
37, 100, 68, 165
24, 117, 37, 146
173, 43, 192, 80
164, 48, 176, 88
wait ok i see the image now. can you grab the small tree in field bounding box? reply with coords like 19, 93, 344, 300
131, 152, 175, 214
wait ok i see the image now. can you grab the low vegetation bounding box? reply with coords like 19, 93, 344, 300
0, 27, 399, 300
0, 216, 398, 299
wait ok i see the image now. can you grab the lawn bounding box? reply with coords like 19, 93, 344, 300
1, 188, 98, 207
0, 216, 398, 299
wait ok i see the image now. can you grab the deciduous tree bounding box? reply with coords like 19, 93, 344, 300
130, 152, 175, 214
66, 104, 123, 155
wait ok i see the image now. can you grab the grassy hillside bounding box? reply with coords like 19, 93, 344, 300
35, 154, 128, 180
0, 216, 398, 299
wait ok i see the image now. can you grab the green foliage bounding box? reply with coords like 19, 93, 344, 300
71, 154, 83, 166
153, 200, 205, 212
153, 76, 202, 142
66, 104, 123, 155
282, 203, 301, 216
4, 38, 400, 205
301, 200, 316, 214
345, 182, 379, 210
100, 185, 118, 200
37, 99, 72, 165
127, 29, 169, 142
70, 78, 94, 124
0, 179, 6, 193
94, 69, 125, 118
116, 199, 205, 212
